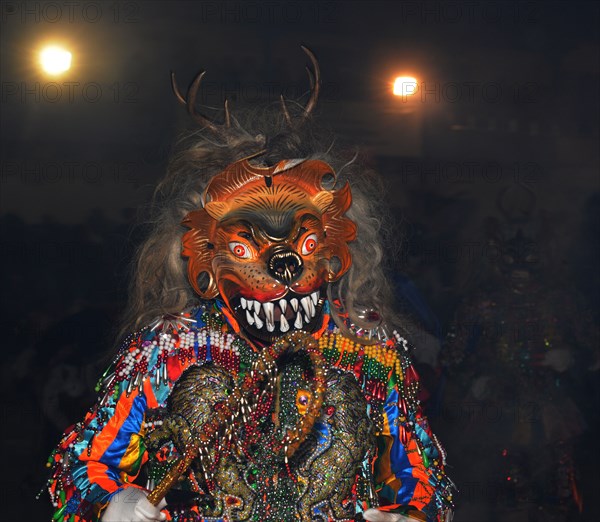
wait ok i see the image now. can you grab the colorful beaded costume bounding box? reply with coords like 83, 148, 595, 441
46, 48, 455, 522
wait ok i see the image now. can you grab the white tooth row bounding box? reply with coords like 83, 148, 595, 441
240, 291, 320, 332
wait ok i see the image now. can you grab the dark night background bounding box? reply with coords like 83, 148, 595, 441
1, 1, 598, 521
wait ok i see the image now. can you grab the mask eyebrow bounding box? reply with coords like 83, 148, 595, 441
292, 226, 308, 243
237, 222, 260, 246
285, 213, 323, 245
220, 219, 259, 246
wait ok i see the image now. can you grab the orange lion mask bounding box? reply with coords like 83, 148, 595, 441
181, 156, 356, 341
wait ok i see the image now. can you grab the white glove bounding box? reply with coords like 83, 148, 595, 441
102, 487, 167, 522
363, 508, 412, 521
541, 349, 572, 373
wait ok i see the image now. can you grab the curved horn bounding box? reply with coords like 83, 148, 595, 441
170, 70, 231, 135
280, 46, 322, 127
300, 45, 320, 120
170, 71, 187, 105
280, 94, 292, 125
224, 98, 231, 128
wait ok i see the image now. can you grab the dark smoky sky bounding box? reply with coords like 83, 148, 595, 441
0, 0, 598, 223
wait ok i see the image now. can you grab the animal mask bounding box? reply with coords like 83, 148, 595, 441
182, 157, 356, 341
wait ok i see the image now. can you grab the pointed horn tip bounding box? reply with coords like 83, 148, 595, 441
170, 71, 187, 105
301, 46, 320, 71
224, 98, 231, 128
190, 70, 208, 88
300, 45, 320, 120
300, 45, 314, 57
280, 94, 292, 125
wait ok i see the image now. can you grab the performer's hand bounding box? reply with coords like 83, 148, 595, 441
362, 508, 412, 521
102, 487, 167, 522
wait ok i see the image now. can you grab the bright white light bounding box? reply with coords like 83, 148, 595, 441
393, 76, 418, 96
40, 46, 72, 75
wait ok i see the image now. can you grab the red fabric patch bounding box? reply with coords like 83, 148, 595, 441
167, 355, 182, 382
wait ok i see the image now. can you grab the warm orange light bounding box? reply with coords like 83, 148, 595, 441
393, 76, 418, 96
40, 46, 72, 75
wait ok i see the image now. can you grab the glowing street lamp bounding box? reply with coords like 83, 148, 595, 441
393, 76, 418, 97
40, 46, 72, 75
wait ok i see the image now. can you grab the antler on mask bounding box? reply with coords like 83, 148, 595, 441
171, 70, 231, 138
172, 46, 320, 139
280, 46, 321, 126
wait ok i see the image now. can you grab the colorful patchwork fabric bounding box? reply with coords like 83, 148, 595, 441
46, 302, 454, 521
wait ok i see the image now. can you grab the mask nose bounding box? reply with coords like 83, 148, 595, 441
267, 250, 303, 284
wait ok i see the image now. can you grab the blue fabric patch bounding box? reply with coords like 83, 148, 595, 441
100, 393, 147, 468
383, 387, 419, 504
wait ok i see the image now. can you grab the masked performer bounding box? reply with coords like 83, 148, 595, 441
46, 49, 454, 522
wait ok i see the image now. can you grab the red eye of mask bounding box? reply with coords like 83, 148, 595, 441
229, 242, 251, 259
301, 234, 318, 255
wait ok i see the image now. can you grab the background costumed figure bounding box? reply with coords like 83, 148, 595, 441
440, 189, 598, 522
46, 48, 455, 522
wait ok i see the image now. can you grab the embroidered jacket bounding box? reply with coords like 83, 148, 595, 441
47, 302, 454, 522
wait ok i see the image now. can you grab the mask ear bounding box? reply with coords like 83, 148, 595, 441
181, 208, 220, 299
204, 201, 229, 220
326, 256, 343, 282
192, 270, 219, 299
322, 182, 356, 281
312, 191, 334, 213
